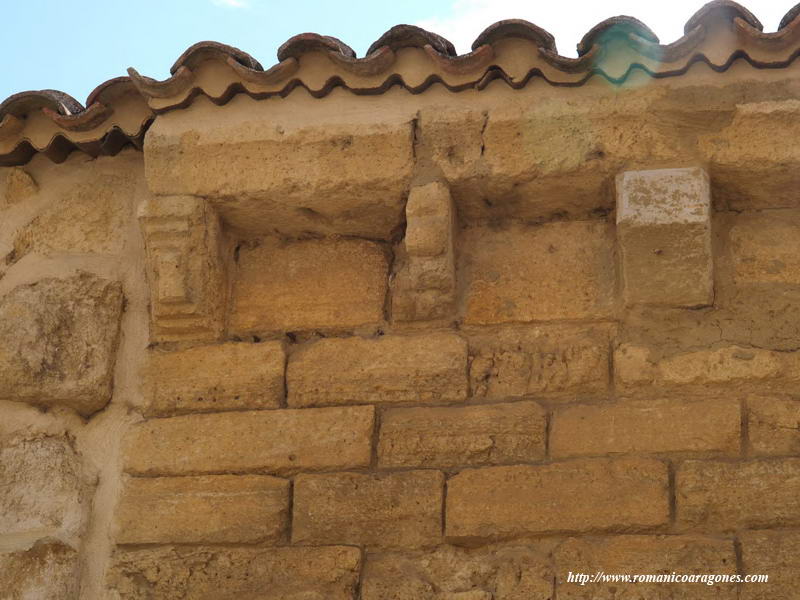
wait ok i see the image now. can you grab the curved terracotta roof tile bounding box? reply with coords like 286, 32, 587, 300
4, 0, 800, 166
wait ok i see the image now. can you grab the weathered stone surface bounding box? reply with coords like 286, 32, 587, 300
616, 167, 713, 307
293, 470, 444, 548
469, 324, 612, 400
361, 545, 553, 600
0, 437, 86, 546
14, 160, 139, 257
230, 237, 387, 334
0, 543, 79, 600
1, 167, 38, 206
124, 405, 373, 476
700, 100, 800, 210
140, 195, 226, 343
461, 222, 615, 324
287, 333, 468, 407
0, 273, 123, 415
728, 210, 800, 285
555, 535, 737, 599
142, 341, 285, 416
446, 458, 669, 542
115, 475, 289, 544
378, 401, 546, 468
676, 459, 800, 530
550, 398, 740, 457
740, 530, 800, 600
392, 180, 457, 322
108, 545, 361, 600
748, 395, 800, 456
145, 99, 413, 239
615, 343, 788, 389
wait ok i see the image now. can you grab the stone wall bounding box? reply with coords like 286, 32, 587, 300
2, 63, 800, 599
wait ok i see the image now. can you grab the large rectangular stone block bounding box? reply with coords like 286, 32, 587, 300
142, 341, 285, 416
123, 405, 374, 476
287, 333, 468, 407
740, 530, 800, 600
550, 398, 740, 457
554, 535, 737, 599
748, 395, 800, 456
293, 470, 444, 548
230, 237, 387, 334
468, 324, 612, 400
378, 401, 546, 468
361, 545, 553, 600
616, 167, 713, 307
676, 459, 800, 530
446, 458, 669, 542
115, 475, 289, 544
108, 545, 361, 600
145, 98, 413, 239
0, 273, 123, 415
461, 222, 615, 324
728, 211, 800, 285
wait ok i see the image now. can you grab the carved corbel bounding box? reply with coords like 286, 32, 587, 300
139, 195, 226, 343
392, 180, 456, 322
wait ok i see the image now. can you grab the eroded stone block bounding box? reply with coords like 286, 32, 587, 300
124, 405, 374, 476
287, 333, 468, 407
230, 237, 387, 334
446, 458, 669, 542
139, 195, 225, 343
748, 395, 800, 456
0, 543, 79, 600
728, 210, 800, 285
115, 475, 289, 544
392, 180, 456, 322
616, 167, 713, 307
1, 166, 37, 206
108, 545, 361, 600
740, 530, 800, 600
462, 222, 615, 324
378, 401, 546, 468
0, 273, 123, 415
293, 471, 444, 549
469, 324, 612, 400
142, 341, 285, 415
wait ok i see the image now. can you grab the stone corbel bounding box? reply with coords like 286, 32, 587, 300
139, 195, 226, 343
392, 180, 457, 322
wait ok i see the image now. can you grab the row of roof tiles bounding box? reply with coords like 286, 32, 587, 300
2, 0, 800, 166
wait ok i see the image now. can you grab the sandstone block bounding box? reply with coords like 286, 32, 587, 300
124, 405, 373, 476
142, 341, 285, 415
293, 470, 444, 548
446, 458, 669, 542
392, 180, 456, 322
108, 545, 361, 600
0, 543, 79, 600
616, 167, 713, 307
676, 459, 800, 530
0, 273, 123, 415
230, 237, 387, 334
139, 195, 225, 343
469, 324, 612, 400
555, 535, 737, 599
728, 210, 800, 285
550, 398, 740, 457
378, 401, 546, 468
740, 530, 800, 600
1, 166, 38, 206
287, 333, 468, 407
361, 545, 553, 600
748, 395, 800, 456
145, 99, 413, 239
115, 475, 289, 544
416, 107, 483, 185
0, 437, 86, 546
461, 222, 615, 324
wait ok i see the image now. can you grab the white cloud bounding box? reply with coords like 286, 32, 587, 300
212, 0, 248, 8
416, 0, 795, 56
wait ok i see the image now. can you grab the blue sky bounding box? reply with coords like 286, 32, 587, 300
1, 0, 797, 104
